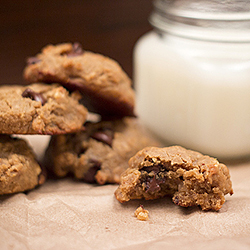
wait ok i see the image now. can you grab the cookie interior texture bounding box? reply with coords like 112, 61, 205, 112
115, 146, 233, 211
0, 83, 87, 135
0, 135, 44, 195
44, 117, 161, 184
23, 42, 135, 117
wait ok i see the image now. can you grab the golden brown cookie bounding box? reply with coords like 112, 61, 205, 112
115, 146, 233, 211
0, 83, 87, 135
0, 135, 45, 195
23, 42, 135, 118
44, 117, 160, 184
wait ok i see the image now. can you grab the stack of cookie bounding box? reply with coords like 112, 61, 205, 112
0, 42, 160, 195
0, 80, 88, 194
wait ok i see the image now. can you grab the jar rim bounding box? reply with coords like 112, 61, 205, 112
150, 0, 250, 42
153, 0, 250, 21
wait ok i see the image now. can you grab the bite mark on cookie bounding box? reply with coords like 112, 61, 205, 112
115, 146, 233, 211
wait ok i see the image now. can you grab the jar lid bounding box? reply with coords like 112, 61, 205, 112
150, 0, 250, 42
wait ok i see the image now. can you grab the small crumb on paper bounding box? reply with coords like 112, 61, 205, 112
135, 205, 149, 221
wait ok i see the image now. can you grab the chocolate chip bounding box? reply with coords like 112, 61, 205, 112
145, 176, 161, 193
27, 57, 41, 65
173, 196, 180, 205
90, 129, 114, 147
62, 42, 84, 57
83, 159, 101, 183
22, 88, 46, 105
72, 42, 84, 54
141, 165, 166, 194
77, 147, 87, 157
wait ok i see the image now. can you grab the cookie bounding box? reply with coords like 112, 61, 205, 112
23, 42, 135, 117
44, 117, 160, 184
115, 146, 233, 211
0, 135, 45, 195
0, 83, 88, 135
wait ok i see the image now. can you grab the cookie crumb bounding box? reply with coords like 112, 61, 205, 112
135, 205, 149, 221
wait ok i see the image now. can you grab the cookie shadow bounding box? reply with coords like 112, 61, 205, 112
113, 195, 201, 215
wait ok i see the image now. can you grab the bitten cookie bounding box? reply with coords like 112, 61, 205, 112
115, 146, 233, 211
0, 83, 88, 135
23, 42, 135, 117
44, 117, 160, 184
0, 135, 45, 195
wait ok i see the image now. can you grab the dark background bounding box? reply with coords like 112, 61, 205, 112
0, 0, 153, 84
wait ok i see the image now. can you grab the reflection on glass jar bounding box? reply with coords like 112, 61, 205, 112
134, 0, 250, 159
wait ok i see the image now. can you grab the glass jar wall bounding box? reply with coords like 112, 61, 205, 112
134, 0, 250, 158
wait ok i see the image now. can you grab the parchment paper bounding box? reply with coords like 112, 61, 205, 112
0, 136, 250, 250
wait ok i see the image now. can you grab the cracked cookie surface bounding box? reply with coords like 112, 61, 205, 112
44, 117, 160, 184
23, 42, 135, 117
0, 135, 45, 195
115, 146, 233, 211
0, 83, 87, 134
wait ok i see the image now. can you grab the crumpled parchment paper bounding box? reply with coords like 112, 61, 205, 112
0, 136, 249, 250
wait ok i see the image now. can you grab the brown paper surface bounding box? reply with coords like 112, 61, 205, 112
0, 136, 250, 250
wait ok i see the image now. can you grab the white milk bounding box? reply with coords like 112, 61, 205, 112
134, 31, 250, 158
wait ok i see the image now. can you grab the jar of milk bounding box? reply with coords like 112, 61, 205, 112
134, 0, 250, 159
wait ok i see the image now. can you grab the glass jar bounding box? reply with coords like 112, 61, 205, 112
134, 0, 250, 159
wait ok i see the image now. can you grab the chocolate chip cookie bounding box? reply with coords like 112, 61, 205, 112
44, 117, 160, 184
0, 83, 87, 135
0, 135, 45, 195
23, 42, 135, 117
115, 146, 233, 211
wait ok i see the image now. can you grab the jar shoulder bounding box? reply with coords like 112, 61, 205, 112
134, 31, 175, 60
135, 31, 166, 50
134, 31, 250, 61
